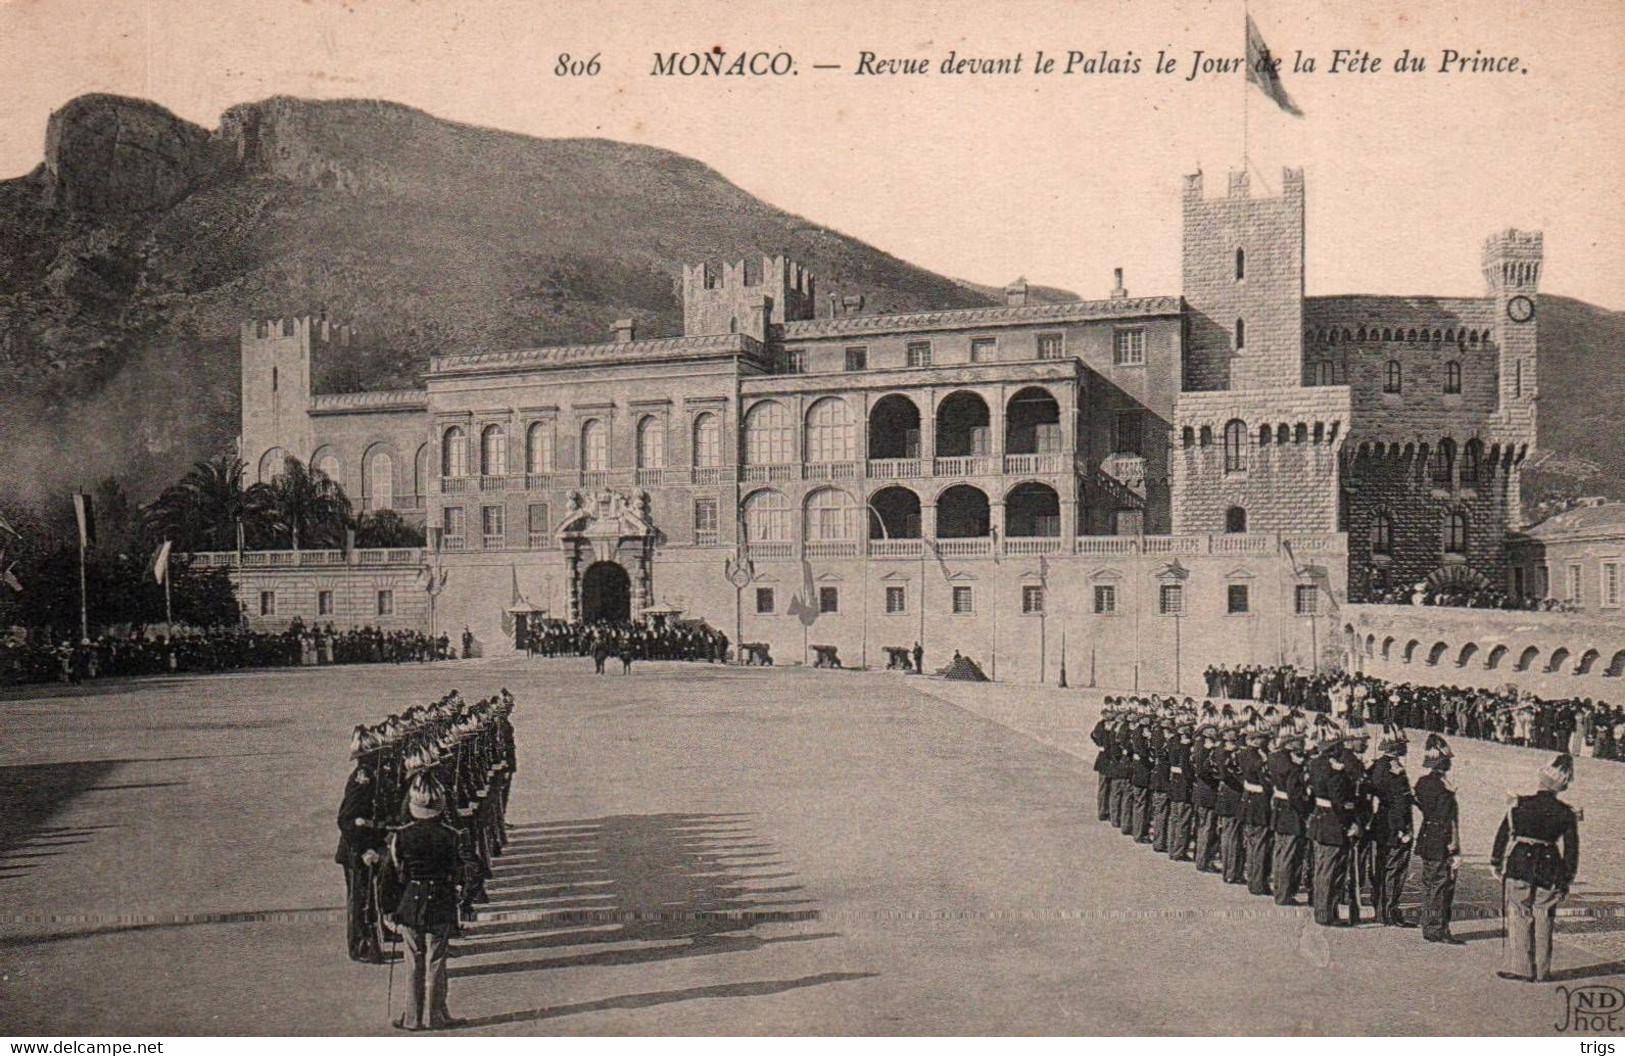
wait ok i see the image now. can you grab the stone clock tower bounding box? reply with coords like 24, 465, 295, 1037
1482, 229, 1542, 423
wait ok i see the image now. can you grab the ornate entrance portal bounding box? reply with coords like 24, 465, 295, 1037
556, 488, 657, 622
580, 561, 632, 623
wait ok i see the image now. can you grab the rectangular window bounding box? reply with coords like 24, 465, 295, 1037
481, 505, 504, 549
1535, 565, 1550, 599
1037, 332, 1065, 360
844, 346, 868, 372
259, 590, 276, 617
1227, 584, 1250, 614
528, 503, 550, 548
442, 506, 466, 550
1094, 585, 1117, 614
318, 590, 334, 616
1113, 411, 1143, 456
756, 587, 775, 614
1567, 564, 1582, 603
377, 589, 394, 616
1158, 584, 1183, 615
970, 337, 996, 363
1113, 327, 1145, 366
952, 585, 974, 614
694, 498, 719, 544
819, 586, 839, 614
784, 348, 806, 375
906, 341, 932, 368
885, 586, 906, 614
1604, 562, 1621, 608
1316, 361, 1336, 386
1022, 585, 1044, 614
1295, 584, 1319, 616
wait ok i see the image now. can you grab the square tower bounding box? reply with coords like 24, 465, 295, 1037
240, 315, 356, 482
682, 256, 816, 340
1181, 168, 1306, 392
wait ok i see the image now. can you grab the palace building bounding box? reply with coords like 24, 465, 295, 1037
218, 167, 1543, 687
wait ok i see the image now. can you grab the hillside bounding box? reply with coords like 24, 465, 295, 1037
0, 93, 1618, 510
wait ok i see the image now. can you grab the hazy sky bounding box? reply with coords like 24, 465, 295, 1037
0, 0, 1620, 307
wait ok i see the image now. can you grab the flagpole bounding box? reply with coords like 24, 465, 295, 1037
1242, 2, 1250, 171
164, 564, 174, 638
78, 531, 89, 643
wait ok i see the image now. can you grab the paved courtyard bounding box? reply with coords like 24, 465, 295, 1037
1, 659, 1621, 1035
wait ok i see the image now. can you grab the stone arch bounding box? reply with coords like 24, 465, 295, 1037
441, 426, 467, 478
414, 443, 429, 500
1457, 642, 1479, 668
1486, 644, 1509, 670
1294, 422, 1308, 443
804, 396, 857, 464
526, 421, 555, 473
1382, 636, 1396, 660
479, 423, 508, 477
1005, 386, 1061, 455
936, 483, 991, 538
1427, 641, 1449, 666
636, 414, 667, 469
258, 446, 290, 484
1403, 639, 1421, 663
868, 485, 921, 539
1005, 481, 1060, 537
1546, 647, 1571, 674
1276, 424, 1289, 445
935, 391, 991, 458
1182, 426, 1196, 449
1607, 650, 1625, 677
310, 444, 342, 490
363, 442, 397, 510
1365, 634, 1376, 658
691, 412, 722, 469
741, 487, 790, 544
1199, 425, 1213, 446
580, 418, 609, 472
868, 393, 921, 460
803, 485, 860, 543
1515, 645, 1540, 672
743, 400, 793, 465
1258, 424, 1272, 445
1575, 649, 1601, 675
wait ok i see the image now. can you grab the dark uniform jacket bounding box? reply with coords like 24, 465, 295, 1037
1090, 720, 1113, 775
1111, 723, 1133, 781
1130, 728, 1153, 789
1190, 743, 1218, 810
1167, 738, 1192, 803
1236, 747, 1272, 828
1214, 746, 1243, 818
1150, 730, 1171, 794
1491, 790, 1580, 889
1266, 749, 1310, 836
1413, 770, 1459, 861
392, 818, 464, 930
334, 768, 383, 866
1366, 756, 1415, 847
1306, 754, 1359, 846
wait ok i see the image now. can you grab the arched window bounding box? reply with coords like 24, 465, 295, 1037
1433, 438, 1456, 486
1199, 425, 1213, 447
526, 422, 554, 473
312, 447, 341, 489
1371, 513, 1393, 555
1276, 424, 1289, 445
1223, 419, 1246, 472
804, 397, 856, 464
1444, 360, 1462, 394
1384, 360, 1403, 394
480, 424, 507, 477
369, 449, 395, 510
441, 427, 467, 478
744, 400, 794, 465
1258, 424, 1272, 445
1461, 440, 1482, 484
1235, 248, 1245, 281
743, 489, 790, 543
636, 416, 666, 469
692, 412, 722, 468
804, 487, 859, 542
414, 444, 429, 498
581, 418, 608, 472
1225, 506, 1247, 534
1235, 317, 1246, 350
1445, 510, 1469, 554
1181, 426, 1195, 449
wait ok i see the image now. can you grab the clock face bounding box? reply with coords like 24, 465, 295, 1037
1507, 295, 1535, 323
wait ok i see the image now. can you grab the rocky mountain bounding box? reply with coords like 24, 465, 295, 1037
0, 93, 1618, 510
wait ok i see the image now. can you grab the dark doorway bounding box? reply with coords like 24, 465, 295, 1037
581, 561, 632, 623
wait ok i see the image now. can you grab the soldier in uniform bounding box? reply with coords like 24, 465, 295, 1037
1307, 726, 1359, 926
389, 773, 468, 1031
1110, 708, 1133, 832
335, 728, 387, 963
1268, 730, 1310, 905
1091, 701, 1116, 822
1414, 733, 1463, 944
1165, 716, 1195, 861
1215, 726, 1245, 884
1492, 753, 1581, 982
1238, 726, 1274, 896
1128, 712, 1154, 843
1150, 713, 1174, 853
1191, 723, 1221, 873
1340, 727, 1373, 924
1368, 724, 1417, 927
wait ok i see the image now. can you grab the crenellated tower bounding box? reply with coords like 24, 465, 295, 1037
239, 315, 357, 483
682, 256, 816, 341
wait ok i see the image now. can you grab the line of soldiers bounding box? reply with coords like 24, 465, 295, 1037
1092, 696, 1466, 939
521, 618, 729, 665
334, 688, 518, 967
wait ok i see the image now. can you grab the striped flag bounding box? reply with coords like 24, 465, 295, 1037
151, 540, 174, 585
1245, 14, 1303, 117
72, 492, 96, 549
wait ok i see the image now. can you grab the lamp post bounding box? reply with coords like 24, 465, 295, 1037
860, 501, 892, 672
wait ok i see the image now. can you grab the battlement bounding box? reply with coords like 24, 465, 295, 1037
1183, 166, 1304, 204
241, 314, 358, 347
682, 255, 817, 338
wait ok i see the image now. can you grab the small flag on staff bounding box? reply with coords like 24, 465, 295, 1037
151, 540, 173, 585
72, 492, 96, 549
1245, 14, 1303, 116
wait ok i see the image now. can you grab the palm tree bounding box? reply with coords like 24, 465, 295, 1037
246, 455, 352, 551
142, 454, 262, 553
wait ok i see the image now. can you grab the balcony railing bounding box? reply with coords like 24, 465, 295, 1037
527, 532, 549, 549
869, 539, 923, 558
1003, 453, 1066, 475
804, 540, 859, 558
744, 540, 794, 560
866, 458, 926, 480
579, 470, 611, 488
1005, 537, 1063, 555
479, 474, 513, 492
526, 472, 557, 490
190, 548, 425, 568
440, 476, 467, 494
935, 538, 992, 557
691, 466, 728, 486
803, 461, 860, 482
933, 456, 996, 478
695, 529, 719, 547
741, 464, 796, 484
1074, 536, 1140, 555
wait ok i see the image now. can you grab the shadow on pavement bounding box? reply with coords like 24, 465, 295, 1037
0, 760, 122, 881
450, 813, 835, 983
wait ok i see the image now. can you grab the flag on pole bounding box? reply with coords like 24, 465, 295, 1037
1245, 14, 1303, 116
786, 555, 819, 627
72, 492, 96, 549
150, 540, 174, 585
